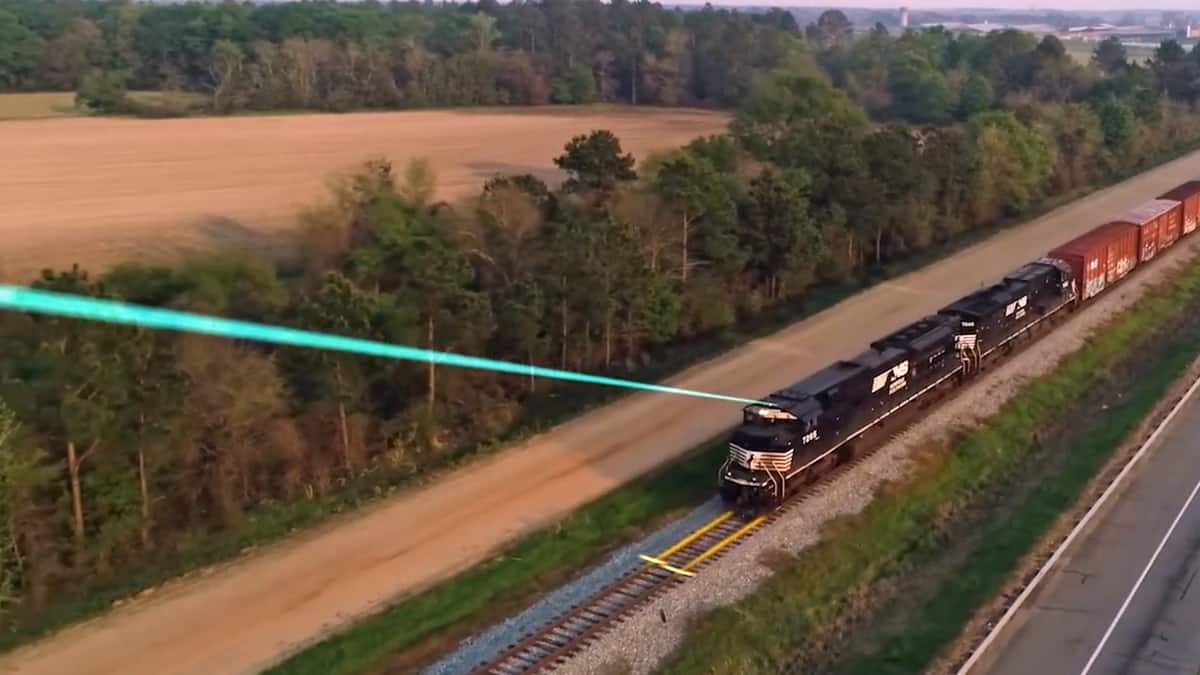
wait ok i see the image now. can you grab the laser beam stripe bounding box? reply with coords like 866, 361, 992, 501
0, 285, 763, 406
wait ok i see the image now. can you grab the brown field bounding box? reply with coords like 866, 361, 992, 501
0, 106, 729, 282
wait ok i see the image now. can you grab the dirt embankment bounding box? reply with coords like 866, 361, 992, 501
0, 107, 728, 282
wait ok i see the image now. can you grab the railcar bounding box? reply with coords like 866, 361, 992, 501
718, 181, 1200, 511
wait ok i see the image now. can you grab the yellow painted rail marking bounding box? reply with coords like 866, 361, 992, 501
637, 554, 696, 577
651, 510, 733, 561
682, 515, 767, 572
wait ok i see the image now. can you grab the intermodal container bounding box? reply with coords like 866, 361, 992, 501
1112, 199, 1182, 261
1159, 181, 1200, 236
1047, 222, 1139, 301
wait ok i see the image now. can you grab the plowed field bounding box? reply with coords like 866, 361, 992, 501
0, 106, 727, 282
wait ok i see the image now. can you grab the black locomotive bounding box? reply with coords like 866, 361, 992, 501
719, 258, 1077, 510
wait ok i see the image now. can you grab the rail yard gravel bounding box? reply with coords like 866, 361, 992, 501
555, 240, 1200, 675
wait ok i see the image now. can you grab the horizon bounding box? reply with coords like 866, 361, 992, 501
664, 1, 1200, 10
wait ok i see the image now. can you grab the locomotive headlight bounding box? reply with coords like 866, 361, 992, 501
746, 405, 797, 421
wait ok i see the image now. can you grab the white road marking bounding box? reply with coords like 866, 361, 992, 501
1078, 470, 1200, 675
956, 367, 1200, 675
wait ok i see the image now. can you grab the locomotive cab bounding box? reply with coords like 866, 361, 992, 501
720, 397, 826, 504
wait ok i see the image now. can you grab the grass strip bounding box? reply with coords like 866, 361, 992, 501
264, 441, 727, 675
655, 258, 1200, 675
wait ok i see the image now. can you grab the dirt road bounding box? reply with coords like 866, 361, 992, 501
0, 106, 726, 282
4, 151, 1200, 675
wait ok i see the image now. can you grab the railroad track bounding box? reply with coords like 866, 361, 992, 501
468, 444, 891, 675
469, 509, 766, 675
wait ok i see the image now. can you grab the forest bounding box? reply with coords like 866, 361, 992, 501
0, 0, 801, 113
6, 2, 1200, 641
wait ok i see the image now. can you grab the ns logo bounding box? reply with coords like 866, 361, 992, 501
871, 359, 911, 395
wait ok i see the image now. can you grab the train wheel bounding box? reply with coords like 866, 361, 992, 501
719, 481, 740, 505
817, 453, 838, 475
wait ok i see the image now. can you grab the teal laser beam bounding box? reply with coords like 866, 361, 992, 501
0, 284, 763, 406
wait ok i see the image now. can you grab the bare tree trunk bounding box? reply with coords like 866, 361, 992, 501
625, 304, 636, 356
875, 225, 883, 265
681, 212, 689, 283
6, 513, 22, 570
334, 366, 353, 474
605, 308, 613, 369
338, 401, 352, 472
584, 319, 591, 367
560, 296, 568, 369
427, 315, 436, 414
528, 349, 536, 392
67, 441, 89, 547
138, 447, 151, 547
631, 57, 638, 105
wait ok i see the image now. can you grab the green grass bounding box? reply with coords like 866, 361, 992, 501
1062, 39, 1158, 66
0, 93, 709, 122
0, 91, 208, 121
655, 259, 1200, 675
0, 92, 79, 120
264, 441, 728, 675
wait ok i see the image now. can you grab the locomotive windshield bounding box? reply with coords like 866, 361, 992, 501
730, 428, 789, 451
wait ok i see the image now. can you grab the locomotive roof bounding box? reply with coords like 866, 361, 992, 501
941, 281, 1017, 319
870, 316, 954, 354
761, 344, 908, 415
1003, 261, 1056, 284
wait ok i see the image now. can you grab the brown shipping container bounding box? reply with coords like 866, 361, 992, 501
1048, 222, 1139, 301
1159, 181, 1200, 236
1113, 199, 1182, 260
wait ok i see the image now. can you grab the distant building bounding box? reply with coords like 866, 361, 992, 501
900, 6, 910, 28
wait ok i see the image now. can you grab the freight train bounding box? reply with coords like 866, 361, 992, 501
719, 181, 1200, 510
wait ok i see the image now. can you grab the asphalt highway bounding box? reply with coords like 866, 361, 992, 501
979, 385, 1200, 675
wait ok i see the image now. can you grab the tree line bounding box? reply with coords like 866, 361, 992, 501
0, 0, 800, 114
5, 16, 1200, 637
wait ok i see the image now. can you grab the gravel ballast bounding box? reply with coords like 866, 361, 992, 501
422, 500, 728, 675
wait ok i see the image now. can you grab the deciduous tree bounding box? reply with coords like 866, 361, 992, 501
653, 154, 734, 283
